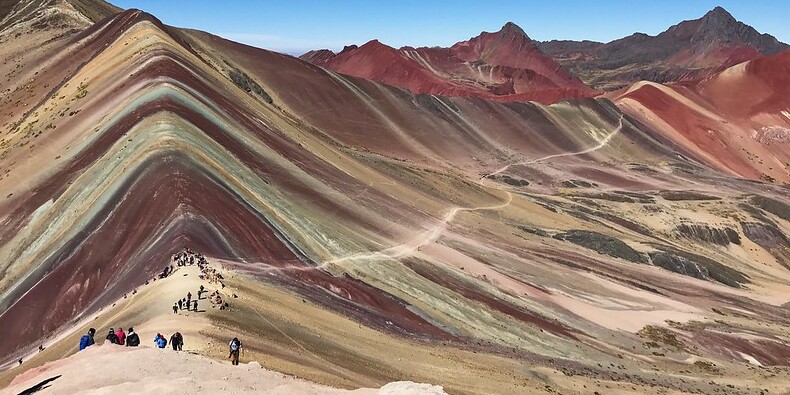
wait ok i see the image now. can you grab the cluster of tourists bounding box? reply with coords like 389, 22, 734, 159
78, 327, 140, 350
174, 291, 198, 313
73, 249, 245, 366
78, 327, 243, 364
173, 248, 207, 267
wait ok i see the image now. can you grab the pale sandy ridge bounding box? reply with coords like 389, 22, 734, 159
2, 345, 447, 395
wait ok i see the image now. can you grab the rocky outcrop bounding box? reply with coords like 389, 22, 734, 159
561, 179, 598, 188
554, 230, 648, 264
648, 249, 749, 288
659, 190, 721, 201
741, 222, 790, 269
229, 69, 273, 104
486, 174, 529, 187
750, 195, 790, 221
673, 223, 741, 246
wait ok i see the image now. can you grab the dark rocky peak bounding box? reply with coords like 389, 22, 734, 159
498, 21, 529, 39
691, 6, 788, 53
701, 6, 737, 24
695, 6, 744, 41
338, 44, 358, 54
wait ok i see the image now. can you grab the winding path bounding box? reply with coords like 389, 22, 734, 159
486, 115, 624, 178
272, 116, 626, 271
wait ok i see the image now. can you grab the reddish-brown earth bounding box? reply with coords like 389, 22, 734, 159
614, 51, 790, 183
301, 22, 596, 104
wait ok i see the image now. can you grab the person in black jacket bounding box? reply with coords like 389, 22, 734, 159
125, 327, 140, 347
169, 332, 184, 351
106, 328, 119, 344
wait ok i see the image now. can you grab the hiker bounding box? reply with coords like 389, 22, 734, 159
173, 303, 178, 314
115, 327, 126, 345
228, 337, 243, 365
126, 328, 140, 347
193, 300, 198, 312
154, 333, 167, 348
79, 328, 96, 350
170, 332, 184, 351
177, 299, 183, 310
106, 328, 119, 344
18, 358, 22, 365
187, 292, 192, 305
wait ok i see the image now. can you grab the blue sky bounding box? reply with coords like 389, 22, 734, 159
113, 1, 789, 55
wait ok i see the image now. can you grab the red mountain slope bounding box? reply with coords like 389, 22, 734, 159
301, 23, 596, 104
613, 52, 790, 183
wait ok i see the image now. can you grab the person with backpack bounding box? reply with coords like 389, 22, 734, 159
126, 328, 140, 347
115, 327, 126, 345
170, 332, 184, 351
106, 328, 119, 344
154, 333, 167, 348
79, 328, 96, 350
228, 337, 243, 365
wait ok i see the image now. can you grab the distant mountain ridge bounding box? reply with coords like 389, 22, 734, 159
300, 22, 596, 104
302, 7, 788, 95
539, 6, 789, 90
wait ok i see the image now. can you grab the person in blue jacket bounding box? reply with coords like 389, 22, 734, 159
79, 328, 96, 351
154, 333, 167, 348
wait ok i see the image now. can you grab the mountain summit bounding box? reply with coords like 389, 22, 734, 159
300, 21, 594, 104
498, 21, 529, 38
539, 6, 788, 90
690, 6, 786, 53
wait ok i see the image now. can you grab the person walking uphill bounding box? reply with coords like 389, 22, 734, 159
115, 327, 126, 345
126, 327, 140, 347
106, 329, 119, 344
78, 328, 96, 350
170, 332, 184, 351
228, 337, 243, 365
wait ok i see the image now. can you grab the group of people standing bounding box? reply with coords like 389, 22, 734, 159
79, 327, 140, 350
173, 248, 207, 267
78, 327, 243, 365
174, 291, 198, 314
73, 249, 245, 366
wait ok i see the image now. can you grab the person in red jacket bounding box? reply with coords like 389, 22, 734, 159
115, 327, 126, 345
